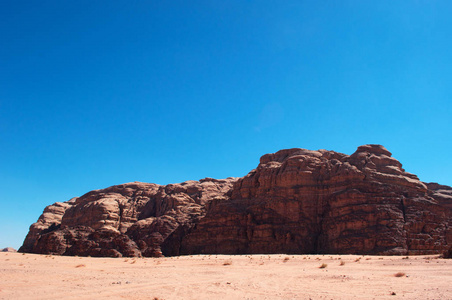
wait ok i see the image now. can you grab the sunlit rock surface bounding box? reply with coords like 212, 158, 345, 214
20, 145, 451, 257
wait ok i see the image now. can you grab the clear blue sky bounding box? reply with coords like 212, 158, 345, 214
1, 1, 451, 249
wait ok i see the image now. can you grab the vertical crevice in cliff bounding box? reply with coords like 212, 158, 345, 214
361, 154, 372, 181
314, 191, 330, 254
118, 204, 124, 229
401, 198, 407, 223
313, 230, 320, 254
400, 196, 409, 254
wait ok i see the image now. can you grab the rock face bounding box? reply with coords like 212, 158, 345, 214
20, 145, 451, 257
20, 179, 235, 257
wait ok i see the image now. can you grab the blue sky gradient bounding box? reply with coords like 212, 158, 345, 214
1, 1, 451, 249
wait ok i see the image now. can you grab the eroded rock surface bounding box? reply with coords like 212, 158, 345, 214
20, 179, 236, 257
20, 145, 451, 257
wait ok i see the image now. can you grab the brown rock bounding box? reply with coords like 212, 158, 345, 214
20, 179, 237, 257
443, 247, 452, 259
20, 145, 451, 257
2, 247, 17, 252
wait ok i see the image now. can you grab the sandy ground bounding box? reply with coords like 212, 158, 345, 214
1, 252, 451, 300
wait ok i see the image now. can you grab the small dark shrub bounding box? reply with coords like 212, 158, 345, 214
223, 260, 232, 266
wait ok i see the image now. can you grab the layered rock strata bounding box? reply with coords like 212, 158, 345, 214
20, 145, 451, 257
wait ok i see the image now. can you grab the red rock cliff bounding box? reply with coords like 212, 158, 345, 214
20, 145, 451, 257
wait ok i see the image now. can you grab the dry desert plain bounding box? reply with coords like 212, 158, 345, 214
1, 252, 451, 300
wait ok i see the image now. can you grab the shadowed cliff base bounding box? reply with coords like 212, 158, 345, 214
20, 145, 452, 257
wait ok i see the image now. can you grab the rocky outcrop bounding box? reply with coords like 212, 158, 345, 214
20, 179, 236, 257
20, 145, 451, 257
426, 182, 452, 249
1, 247, 17, 252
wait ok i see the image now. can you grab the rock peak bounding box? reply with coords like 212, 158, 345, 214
355, 144, 392, 156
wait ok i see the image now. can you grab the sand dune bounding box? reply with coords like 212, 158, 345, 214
1, 252, 451, 299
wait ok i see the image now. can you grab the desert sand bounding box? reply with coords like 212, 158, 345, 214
1, 252, 450, 300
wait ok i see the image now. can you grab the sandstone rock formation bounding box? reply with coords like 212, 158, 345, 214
1, 247, 17, 252
443, 247, 452, 259
20, 145, 451, 257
